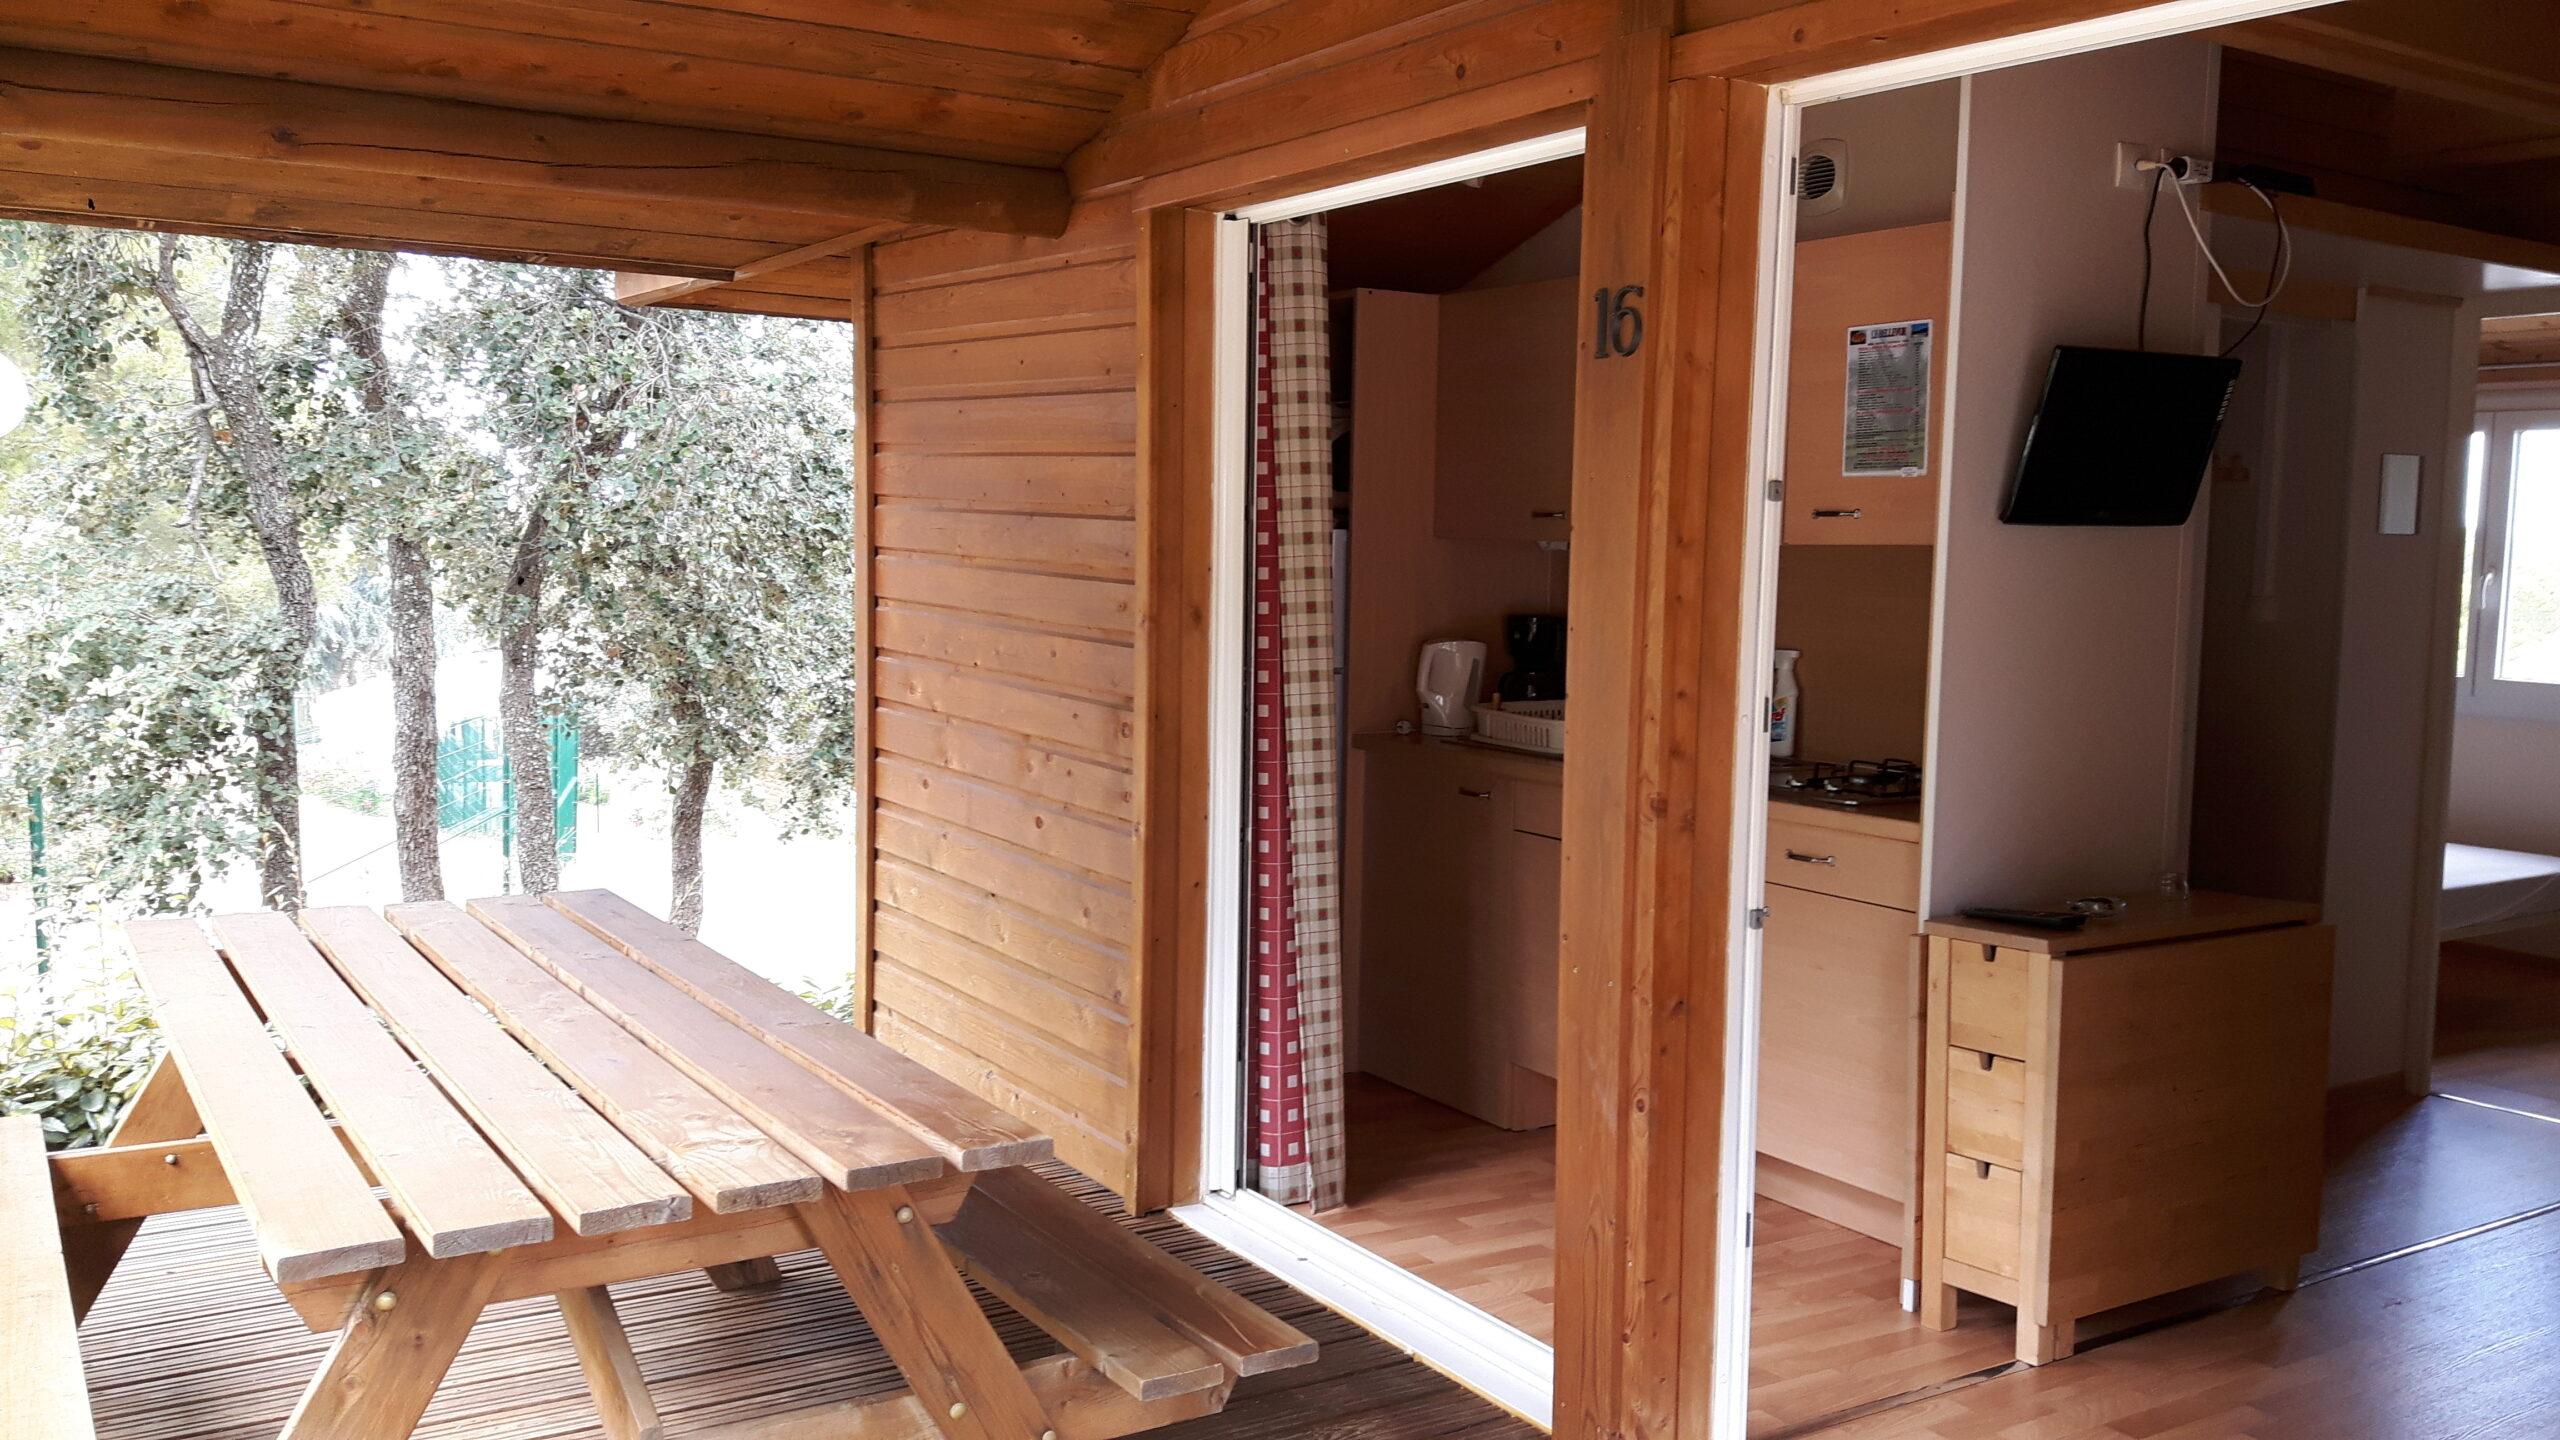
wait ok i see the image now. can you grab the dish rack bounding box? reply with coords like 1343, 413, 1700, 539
1472, 699, 1565, 756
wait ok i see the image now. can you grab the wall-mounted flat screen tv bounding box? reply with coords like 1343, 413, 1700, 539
2000, 346, 2242, 527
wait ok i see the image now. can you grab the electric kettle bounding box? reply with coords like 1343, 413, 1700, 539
1415, 640, 1487, 737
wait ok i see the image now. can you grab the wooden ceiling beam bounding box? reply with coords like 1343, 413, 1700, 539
0, 47, 1073, 238
2216, 13, 2560, 145
617, 225, 902, 309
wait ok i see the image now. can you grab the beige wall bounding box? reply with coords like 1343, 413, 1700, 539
2449, 713, 2560, 854
1797, 80, 1960, 243
1925, 36, 2217, 913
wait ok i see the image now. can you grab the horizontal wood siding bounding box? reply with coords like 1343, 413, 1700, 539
862, 198, 1147, 1203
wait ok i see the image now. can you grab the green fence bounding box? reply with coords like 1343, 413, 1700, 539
438, 715, 578, 861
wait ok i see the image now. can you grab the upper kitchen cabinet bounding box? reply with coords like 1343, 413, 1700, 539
1784, 221, 1952, 546
1435, 277, 1579, 544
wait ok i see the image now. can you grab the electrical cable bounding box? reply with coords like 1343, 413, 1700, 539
2220, 187, 2289, 358
2136, 165, 2165, 352
2168, 172, 2290, 309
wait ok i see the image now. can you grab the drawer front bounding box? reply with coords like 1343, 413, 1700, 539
1944, 1047, 2026, 1170
1765, 814, 1921, 910
1947, 942, 2031, 1060
1940, 1153, 2023, 1279
1782, 475, 1938, 546
1758, 887, 1918, 1201
1513, 780, 1563, 840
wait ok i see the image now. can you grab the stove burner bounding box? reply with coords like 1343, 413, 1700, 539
1771, 758, 1922, 807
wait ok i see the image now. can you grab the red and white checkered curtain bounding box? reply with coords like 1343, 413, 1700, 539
1246, 217, 1345, 1212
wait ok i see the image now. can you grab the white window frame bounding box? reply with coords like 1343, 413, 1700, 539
2459, 391, 2560, 721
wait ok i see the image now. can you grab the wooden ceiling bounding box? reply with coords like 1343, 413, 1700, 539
0, 1, 1208, 301
2218, 3, 2560, 263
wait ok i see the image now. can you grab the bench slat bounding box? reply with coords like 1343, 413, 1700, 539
548, 888, 1052, 1170
965, 1168, 1317, 1377
295, 907, 691, 1237
938, 1190, 1229, 1400
213, 913, 555, 1258
385, 902, 822, 1214
120, 917, 404, 1284
469, 896, 946, 1192
2, 1114, 98, 1440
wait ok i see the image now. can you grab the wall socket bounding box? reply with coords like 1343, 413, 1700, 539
2114, 141, 2168, 191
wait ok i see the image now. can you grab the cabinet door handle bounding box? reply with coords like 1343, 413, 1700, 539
1529, 509, 1568, 520
1811, 507, 1864, 520
1782, 849, 1837, 866
1457, 786, 1494, 800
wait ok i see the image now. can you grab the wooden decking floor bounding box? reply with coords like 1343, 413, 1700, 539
80, 1165, 1541, 1440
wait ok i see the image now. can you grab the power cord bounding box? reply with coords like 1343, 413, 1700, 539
2135, 158, 2293, 358
2136, 165, 2165, 351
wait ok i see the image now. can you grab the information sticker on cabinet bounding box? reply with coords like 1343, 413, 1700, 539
1842, 319, 1932, 477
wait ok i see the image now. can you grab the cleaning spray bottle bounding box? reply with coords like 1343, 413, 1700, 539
1770, 649, 1802, 759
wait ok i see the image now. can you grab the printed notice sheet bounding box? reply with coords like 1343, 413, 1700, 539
1841, 319, 1932, 476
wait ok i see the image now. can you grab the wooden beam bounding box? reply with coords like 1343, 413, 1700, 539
0, 48, 1071, 238
556, 1287, 666, 1440
1674, 0, 2167, 83
618, 224, 901, 309
2216, 10, 2560, 143
2203, 188, 2560, 279
1, 1114, 97, 1440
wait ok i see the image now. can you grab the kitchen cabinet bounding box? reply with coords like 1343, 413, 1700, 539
1355, 736, 1561, 1130
1434, 278, 1578, 545
1783, 221, 1951, 546
1756, 801, 1921, 1246
1917, 894, 2332, 1365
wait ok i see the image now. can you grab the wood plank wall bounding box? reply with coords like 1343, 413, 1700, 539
857, 199, 1148, 1204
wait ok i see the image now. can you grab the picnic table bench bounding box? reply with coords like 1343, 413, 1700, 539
12, 890, 1313, 1440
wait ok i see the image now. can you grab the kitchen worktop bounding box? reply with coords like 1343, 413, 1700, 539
1352, 731, 1562, 782
1923, 889, 2320, 955
1767, 790, 1922, 841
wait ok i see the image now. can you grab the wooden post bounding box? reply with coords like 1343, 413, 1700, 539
1130, 204, 1219, 1212
849, 243, 881, 1035
1555, 1, 1769, 1434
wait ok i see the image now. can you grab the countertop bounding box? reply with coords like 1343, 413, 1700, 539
1351, 731, 1563, 784
1923, 890, 2320, 955
1766, 790, 1922, 841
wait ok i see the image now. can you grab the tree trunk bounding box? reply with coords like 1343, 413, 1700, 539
338, 250, 444, 902
669, 750, 714, 936
153, 238, 312, 910
387, 533, 444, 901
502, 509, 558, 895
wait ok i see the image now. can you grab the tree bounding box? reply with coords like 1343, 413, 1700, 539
549, 312, 855, 931
321, 250, 447, 901
415, 263, 641, 896
2, 227, 347, 912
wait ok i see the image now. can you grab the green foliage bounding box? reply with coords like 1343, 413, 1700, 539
0, 971, 159, 1151
798, 974, 861, 1024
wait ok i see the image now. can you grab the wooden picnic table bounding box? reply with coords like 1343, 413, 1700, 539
44, 890, 1312, 1440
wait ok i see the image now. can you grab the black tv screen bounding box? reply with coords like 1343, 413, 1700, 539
2000, 346, 2241, 527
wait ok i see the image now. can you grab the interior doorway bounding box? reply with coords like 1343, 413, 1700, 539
1179, 129, 1587, 1427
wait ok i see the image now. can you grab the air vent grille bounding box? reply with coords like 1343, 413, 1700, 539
1798, 143, 1848, 218
1799, 152, 1838, 201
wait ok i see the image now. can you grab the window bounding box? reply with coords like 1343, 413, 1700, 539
2458, 407, 2560, 716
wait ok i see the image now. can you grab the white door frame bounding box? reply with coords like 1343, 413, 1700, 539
1712, 0, 2338, 1436
1177, 126, 1587, 1431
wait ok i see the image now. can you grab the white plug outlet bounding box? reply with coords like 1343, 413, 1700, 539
2114, 141, 2169, 192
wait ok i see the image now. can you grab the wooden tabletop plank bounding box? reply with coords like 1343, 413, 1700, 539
547, 888, 1053, 1170
2, 1114, 100, 1440
210, 913, 555, 1259
384, 902, 822, 1214
294, 907, 691, 1237
117, 918, 404, 1284
467, 895, 947, 1192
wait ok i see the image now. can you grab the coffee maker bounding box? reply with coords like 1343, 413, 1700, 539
1496, 613, 1566, 702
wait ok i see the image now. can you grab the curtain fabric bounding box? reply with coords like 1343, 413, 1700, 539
1246, 217, 1345, 1212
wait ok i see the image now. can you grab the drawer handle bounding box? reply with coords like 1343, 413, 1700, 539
1529, 509, 1568, 520
1974, 1159, 1993, 1180
1812, 507, 1864, 519
1978, 1051, 1998, 1071
1782, 849, 1838, 866
1458, 787, 1493, 800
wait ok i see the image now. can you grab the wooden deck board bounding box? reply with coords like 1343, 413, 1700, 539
77, 1165, 1535, 1440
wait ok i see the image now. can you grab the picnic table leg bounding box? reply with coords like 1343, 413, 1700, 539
66, 1053, 204, 1321
798, 1185, 1053, 1440
281, 1251, 502, 1439
704, 1256, 784, 1292
558, 1286, 666, 1440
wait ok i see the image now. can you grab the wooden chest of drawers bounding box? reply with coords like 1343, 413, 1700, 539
1916, 894, 2333, 1364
